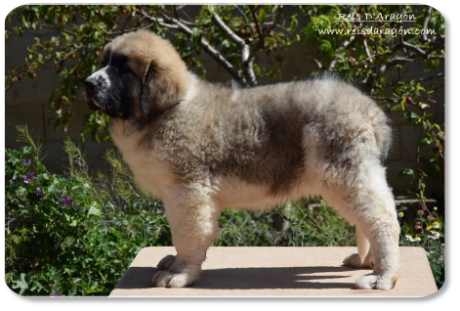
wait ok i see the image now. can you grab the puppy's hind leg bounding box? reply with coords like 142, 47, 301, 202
152, 184, 219, 288
323, 159, 400, 290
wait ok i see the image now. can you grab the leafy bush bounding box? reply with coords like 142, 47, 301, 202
5, 126, 444, 295
5, 126, 171, 296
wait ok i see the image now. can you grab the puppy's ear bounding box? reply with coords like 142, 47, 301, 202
140, 61, 181, 118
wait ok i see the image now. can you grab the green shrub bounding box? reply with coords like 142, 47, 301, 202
5, 126, 171, 296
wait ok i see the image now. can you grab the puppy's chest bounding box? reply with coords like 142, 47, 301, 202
110, 129, 174, 198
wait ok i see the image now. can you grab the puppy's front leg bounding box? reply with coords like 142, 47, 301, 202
152, 184, 219, 288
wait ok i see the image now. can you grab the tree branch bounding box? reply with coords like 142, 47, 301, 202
393, 33, 444, 60
175, 6, 196, 27
136, 13, 179, 29
232, 5, 255, 36
210, 6, 246, 48
266, 5, 284, 35
363, 39, 372, 63
250, 7, 264, 43
363, 52, 415, 93
422, 6, 433, 42
313, 58, 323, 70
140, 9, 246, 86
210, 6, 257, 86
105, 23, 157, 36
328, 35, 356, 71
381, 72, 444, 89
402, 41, 427, 56
378, 56, 414, 76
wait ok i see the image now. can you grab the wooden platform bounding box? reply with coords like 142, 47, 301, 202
110, 246, 437, 298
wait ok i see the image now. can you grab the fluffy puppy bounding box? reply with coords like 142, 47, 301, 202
85, 30, 400, 290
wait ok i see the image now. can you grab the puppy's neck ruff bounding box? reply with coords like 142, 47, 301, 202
182, 72, 199, 103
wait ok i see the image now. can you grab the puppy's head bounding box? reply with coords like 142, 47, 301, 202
85, 30, 189, 120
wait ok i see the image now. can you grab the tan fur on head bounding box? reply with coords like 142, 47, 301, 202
107, 30, 191, 117
89, 30, 401, 290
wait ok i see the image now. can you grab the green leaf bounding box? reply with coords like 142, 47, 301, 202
87, 202, 102, 216
15, 186, 27, 197
420, 113, 433, 121
318, 39, 332, 58
399, 168, 414, 177
191, 27, 202, 37
258, 8, 266, 25
402, 111, 419, 120
421, 137, 432, 145
12, 273, 29, 295
420, 103, 430, 110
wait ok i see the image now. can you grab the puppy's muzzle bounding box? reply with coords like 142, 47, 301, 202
84, 76, 104, 111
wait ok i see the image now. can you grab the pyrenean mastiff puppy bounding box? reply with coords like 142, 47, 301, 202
85, 30, 399, 290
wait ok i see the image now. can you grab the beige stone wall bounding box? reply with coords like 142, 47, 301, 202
5, 26, 444, 200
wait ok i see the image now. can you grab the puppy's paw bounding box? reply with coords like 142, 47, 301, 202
152, 255, 201, 288
157, 254, 176, 271
343, 253, 362, 268
354, 274, 396, 290
151, 270, 197, 288
343, 253, 374, 269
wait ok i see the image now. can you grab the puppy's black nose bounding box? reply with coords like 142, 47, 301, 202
84, 78, 97, 95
